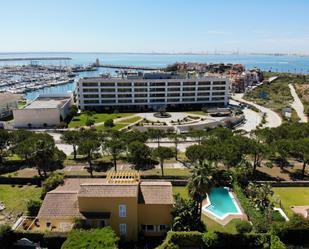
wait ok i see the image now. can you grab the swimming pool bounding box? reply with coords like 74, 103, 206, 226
202, 187, 242, 220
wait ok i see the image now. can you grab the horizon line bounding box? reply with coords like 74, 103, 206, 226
0, 51, 309, 56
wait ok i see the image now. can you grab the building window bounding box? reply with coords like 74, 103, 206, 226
146, 225, 155, 232
134, 88, 148, 92
198, 87, 210, 91
213, 81, 226, 85
134, 82, 147, 87
84, 100, 99, 104
183, 82, 196, 86
141, 224, 169, 232
135, 94, 147, 98
119, 204, 126, 217
117, 82, 131, 87
119, 223, 127, 235
82, 82, 98, 87
118, 88, 132, 92
213, 91, 225, 96
83, 88, 99, 92
197, 92, 210, 96
100, 82, 115, 87
158, 225, 169, 232
168, 82, 180, 86
83, 94, 99, 98
213, 86, 226, 91
183, 87, 195, 91
167, 87, 181, 92
198, 81, 211, 86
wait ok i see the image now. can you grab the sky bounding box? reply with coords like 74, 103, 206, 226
1, 0, 309, 54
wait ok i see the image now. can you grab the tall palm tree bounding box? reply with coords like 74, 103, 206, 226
188, 162, 214, 219
168, 133, 186, 161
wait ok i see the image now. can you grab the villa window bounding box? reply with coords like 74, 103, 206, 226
119, 204, 126, 217
158, 225, 169, 232
119, 223, 127, 235
146, 225, 155, 232
141, 224, 167, 232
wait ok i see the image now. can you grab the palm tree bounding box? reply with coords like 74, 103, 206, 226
152, 146, 174, 176
103, 130, 125, 172
188, 162, 214, 219
168, 133, 186, 161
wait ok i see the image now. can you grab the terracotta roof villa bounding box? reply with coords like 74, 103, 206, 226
36, 172, 174, 241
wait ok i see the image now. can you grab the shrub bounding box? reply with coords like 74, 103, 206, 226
104, 119, 114, 128
201, 107, 208, 113
27, 199, 42, 216
272, 211, 285, 222
61, 227, 119, 249
235, 220, 252, 234
85, 118, 94, 127
41, 173, 64, 198
202, 231, 218, 248
0, 225, 13, 248
270, 235, 286, 249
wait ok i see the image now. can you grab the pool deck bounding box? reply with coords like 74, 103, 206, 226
202, 190, 248, 226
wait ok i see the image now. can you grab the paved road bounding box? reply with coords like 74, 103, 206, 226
289, 84, 308, 123
232, 94, 282, 128
230, 99, 262, 132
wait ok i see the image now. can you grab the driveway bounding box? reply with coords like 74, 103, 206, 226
289, 84, 308, 123
232, 94, 282, 128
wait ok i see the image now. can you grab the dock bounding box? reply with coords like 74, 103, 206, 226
0, 57, 72, 62
98, 64, 164, 71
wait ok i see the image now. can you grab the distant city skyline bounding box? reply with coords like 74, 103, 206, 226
1, 0, 309, 54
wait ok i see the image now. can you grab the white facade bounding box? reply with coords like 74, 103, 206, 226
13, 93, 73, 128
77, 76, 229, 110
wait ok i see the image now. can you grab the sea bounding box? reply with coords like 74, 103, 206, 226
1, 52, 309, 101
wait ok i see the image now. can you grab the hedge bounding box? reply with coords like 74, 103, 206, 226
233, 182, 269, 232
0, 176, 41, 185
156, 231, 286, 249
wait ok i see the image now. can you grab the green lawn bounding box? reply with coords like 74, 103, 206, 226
68, 113, 134, 128
141, 168, 191, 177
173, 186, 189, 199
96, 123, 128, 131
117, 116, 141, 124
0, 185, 42, 221
186, 111, 206, 116
273, 187, 309, 217
244, 78, 293, 111
202, 215, 239, 234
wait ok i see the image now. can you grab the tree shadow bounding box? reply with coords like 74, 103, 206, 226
93, 161, 113, 172
289, 169, 309, 181
254, 169, 285, 181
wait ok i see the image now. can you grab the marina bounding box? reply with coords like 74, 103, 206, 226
0, 65, 76, 95
0, 53, 309, 101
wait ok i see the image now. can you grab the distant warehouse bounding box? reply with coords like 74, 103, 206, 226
77, 72, 229, 111
13, 93, 73, 128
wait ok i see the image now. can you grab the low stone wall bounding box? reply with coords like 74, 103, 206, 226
256, 180, 309, 187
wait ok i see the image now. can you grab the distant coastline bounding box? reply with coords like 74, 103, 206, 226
0, 51, 309, 57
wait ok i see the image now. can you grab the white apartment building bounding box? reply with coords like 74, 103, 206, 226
77, 73, 229, 111
13, 93, 73, 128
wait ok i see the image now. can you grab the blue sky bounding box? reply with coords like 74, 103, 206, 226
1, 0, 309, 53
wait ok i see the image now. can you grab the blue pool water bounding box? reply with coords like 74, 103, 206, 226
204, 188, 240, 219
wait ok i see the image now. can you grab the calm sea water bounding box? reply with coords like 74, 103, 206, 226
1, 52, 309, 100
